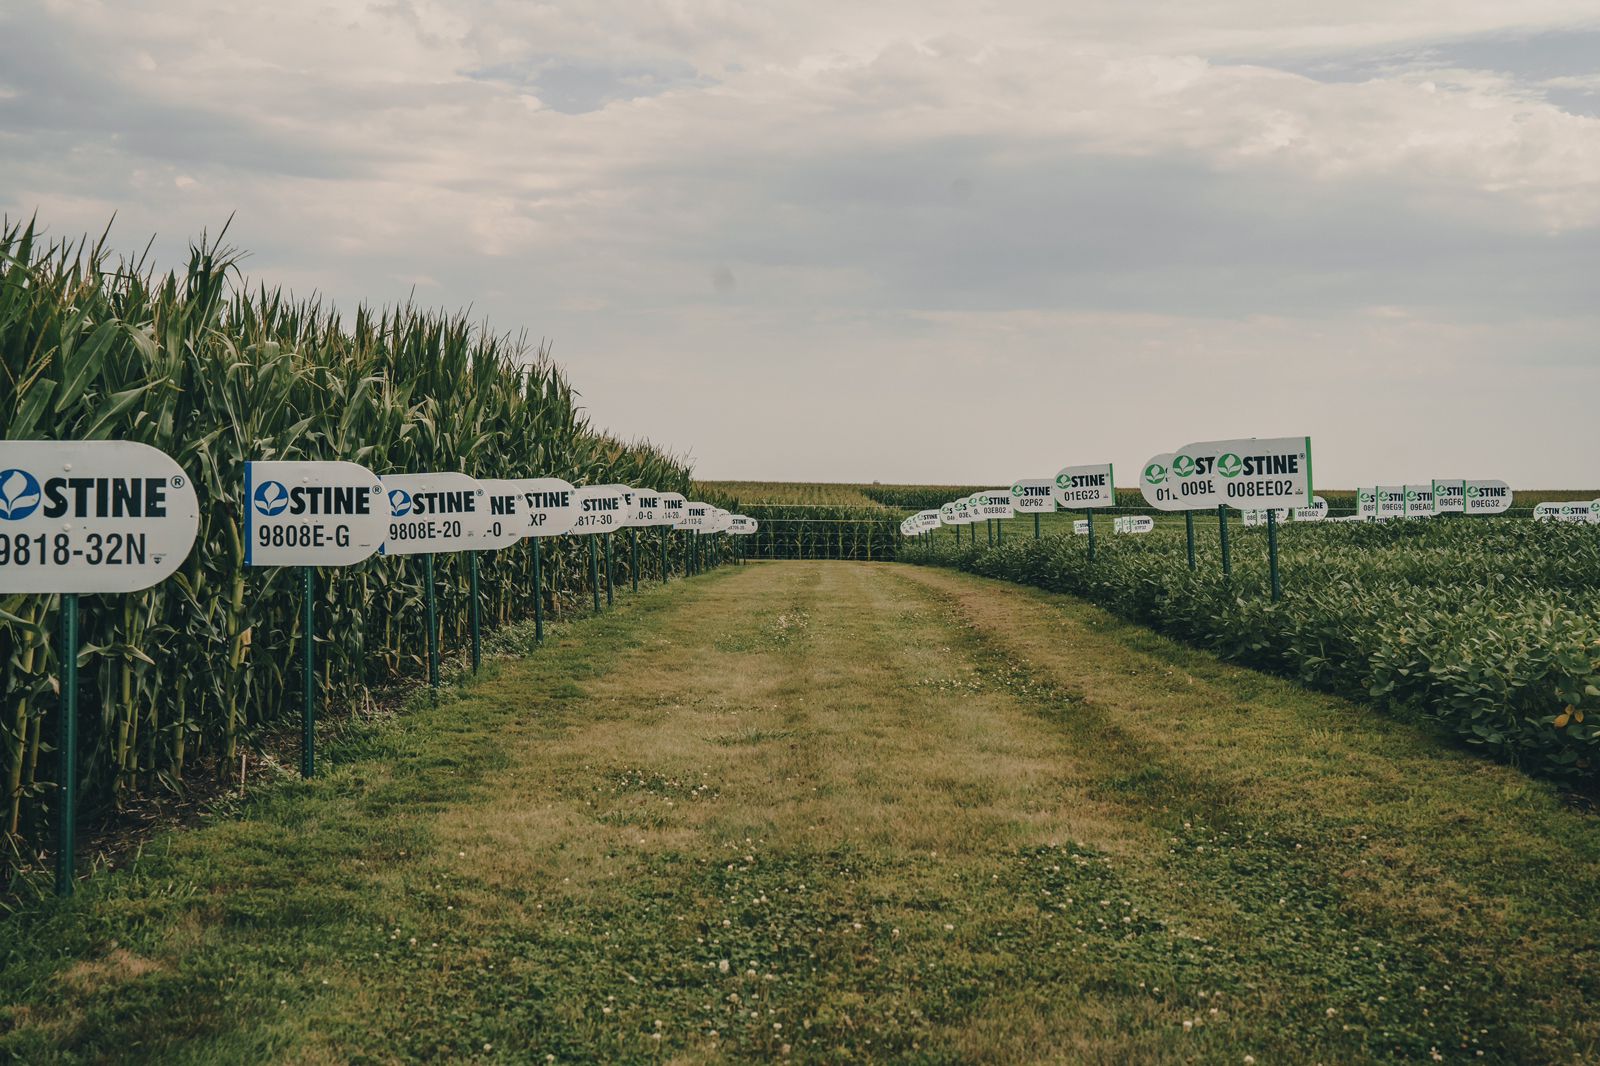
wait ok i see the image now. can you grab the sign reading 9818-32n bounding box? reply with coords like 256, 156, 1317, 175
0, 441, 200, 593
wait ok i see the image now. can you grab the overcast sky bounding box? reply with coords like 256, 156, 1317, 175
3, 2, 1598, 487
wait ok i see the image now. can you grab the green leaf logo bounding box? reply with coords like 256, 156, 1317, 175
1144, 463, 1167, 486
1358, 489, 1372, 503
1466, 484, 1480, 498
1217, 453, 1243, 478
1056, 473, 1070, 488
1012, 483, 1024, 496
1171, 455, 1195, 478
1404, 488, 1417, 501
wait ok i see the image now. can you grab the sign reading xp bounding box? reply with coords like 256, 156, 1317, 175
0, 441, 201, 593
1168, 437, 1311, 510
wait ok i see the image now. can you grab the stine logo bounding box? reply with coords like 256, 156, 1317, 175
253, 481, 374, 517
0, 469, 173, 521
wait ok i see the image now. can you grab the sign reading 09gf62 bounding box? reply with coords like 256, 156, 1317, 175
381, 472, 491, 554
246, 460, 388, 566
0, 441, 200, 593
1169, 437, 1311, 510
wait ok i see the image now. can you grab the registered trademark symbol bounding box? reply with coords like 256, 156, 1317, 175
171, 475, 185, 488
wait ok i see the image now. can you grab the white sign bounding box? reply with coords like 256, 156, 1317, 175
1138, 453, 1192, 512
1242, 508, 1289, 527
913, 509, 942, 531
1402, 484, 1437, 518
659, 493, 687, 527
475, 479, 534, 549
0, 441, 200, 594
1375, 485, 1406, 521
1356, 488, 1378, 521
1053, 463, 1115, 509
1168, 437, 1312, 510
729, 515, 758, 535
1534, 502, 1596, 523
1432, 480, 1465, 514
1292, 496, 1329, 522
1114, 515, 1155, 534
972, 490, 1014, 520
676, 501, 712, 531
699, 508, 733, 534
1010, 479, 1057, 513
633, 487, 672, 526
1072, 519, 1089, 535
571, 485, 631, 533
1464, 480, 1513, 515
499, 477, 579, 538
246, 460, 388, 566
381, 472, 492, 554
939, 502, 958, 525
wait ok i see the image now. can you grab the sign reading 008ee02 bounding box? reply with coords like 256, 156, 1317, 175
246, 460, 388, 566
0, 441, 200, 593
381, 472, 491, 554
1169, 437, 1311, 510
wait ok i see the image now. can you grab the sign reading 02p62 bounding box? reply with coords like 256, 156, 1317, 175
246, 460, 388, 566
0, 441, 200, 593
1169, 437, 1311, 510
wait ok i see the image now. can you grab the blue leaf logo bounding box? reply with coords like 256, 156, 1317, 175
388, 489, 413, 517
252, 480, 289, 516
0, 469, 42, 521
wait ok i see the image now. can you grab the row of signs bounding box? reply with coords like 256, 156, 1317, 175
0, 442, 759, 594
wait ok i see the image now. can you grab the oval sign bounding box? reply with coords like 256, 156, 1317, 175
245, 459, 388, 566
381, 472, 492, 555
0, 441, 199, 593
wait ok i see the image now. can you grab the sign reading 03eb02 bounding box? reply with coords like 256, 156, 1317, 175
246, 460, 388, 566
0, 440, 200, 593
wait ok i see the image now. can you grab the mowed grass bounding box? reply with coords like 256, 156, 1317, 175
3, 563, 1598, 1063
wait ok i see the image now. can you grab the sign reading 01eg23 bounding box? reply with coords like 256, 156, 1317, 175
1168, 437, 1312, 510
1053, 463, 1115, 509
245, 460, 387, 566
381, 472, 491, 554
1010, 480, 1057, 513
0, 441, 200, 593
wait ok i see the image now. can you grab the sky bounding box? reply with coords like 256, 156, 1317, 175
3, 1, 1599, 487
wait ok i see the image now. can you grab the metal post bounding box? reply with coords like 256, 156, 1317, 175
630, 528, 639, 591
1267, 508, 1282, 602
424, 553, 439, 687
1086, 511, 1096, 561
302, 567, 315, 778
55, 593, 79, 897
997, 519, 1003, 545
604, 532, 614, 607
588, 535, 601, 611
660, 527, 669, 584
987, 519, 994, 547
532, 539, 544, 644
1034, 513, 1040, 540
1185, 511, 1196, 571
1218, 504, 1231, 578
469, 551, 481, 673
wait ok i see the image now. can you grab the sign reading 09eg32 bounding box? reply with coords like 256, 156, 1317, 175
0, 441, 200, 593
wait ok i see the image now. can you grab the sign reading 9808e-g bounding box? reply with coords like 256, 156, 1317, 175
246, 460, 388, 566
0, 441, 199, 593
381, 472, 491, 554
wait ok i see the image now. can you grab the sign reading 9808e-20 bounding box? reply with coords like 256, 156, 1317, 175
246, 460, 388, 566
381, 472, 492, 554
0, 441, 199, 593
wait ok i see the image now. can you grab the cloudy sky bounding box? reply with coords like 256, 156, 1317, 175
3, 2, 1598, 487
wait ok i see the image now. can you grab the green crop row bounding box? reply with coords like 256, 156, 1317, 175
901, 518, 1600, 784
1, 219, 712, 866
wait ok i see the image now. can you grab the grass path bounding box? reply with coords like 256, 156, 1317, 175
3, 562, 1597, 1064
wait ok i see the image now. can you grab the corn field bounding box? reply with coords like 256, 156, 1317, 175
1, 218, 704, 865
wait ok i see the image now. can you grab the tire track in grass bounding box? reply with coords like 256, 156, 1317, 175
894, 564, 1600, 1065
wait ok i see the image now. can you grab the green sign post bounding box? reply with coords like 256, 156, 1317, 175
55, 594, 79, 897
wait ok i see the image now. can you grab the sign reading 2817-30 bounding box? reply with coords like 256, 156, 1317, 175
246, 460, 389, 566
0, 441, 199, 593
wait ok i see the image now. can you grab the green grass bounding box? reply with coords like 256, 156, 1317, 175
3, 563, 1597, 1063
